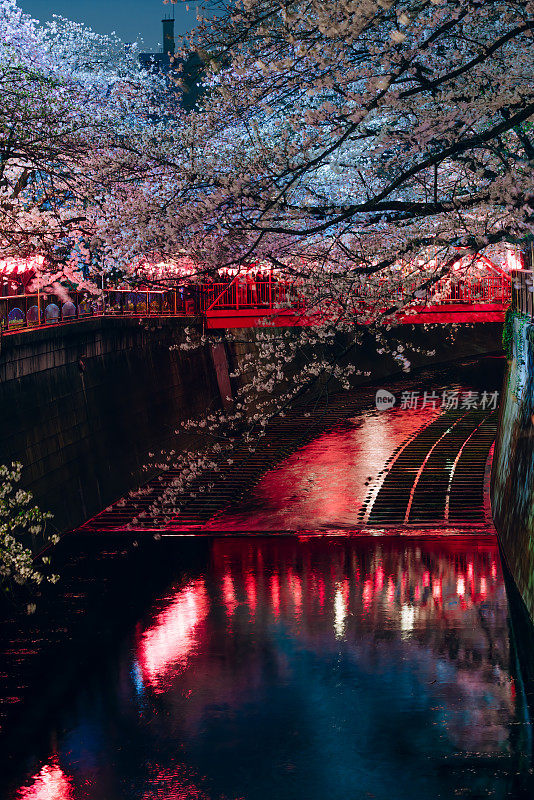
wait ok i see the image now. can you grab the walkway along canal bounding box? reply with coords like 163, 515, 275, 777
2, 356, 534, 799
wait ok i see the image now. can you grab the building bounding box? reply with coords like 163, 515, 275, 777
139, 17, 204, 111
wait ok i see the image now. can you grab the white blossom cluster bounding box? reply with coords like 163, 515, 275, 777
91, 0, 534, 281
0, 0, 159, 285
0, 462, 58, 602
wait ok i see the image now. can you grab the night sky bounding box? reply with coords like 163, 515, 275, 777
20, 0, 200, 50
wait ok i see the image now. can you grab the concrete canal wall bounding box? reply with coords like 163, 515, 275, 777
0, 318, 222, 533
492, 312, 534, 622
0, 317, 503, 534
224, 323, 504, 401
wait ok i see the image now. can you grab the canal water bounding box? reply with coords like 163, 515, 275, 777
4, 537, 532, 800
3, 357, 534, 799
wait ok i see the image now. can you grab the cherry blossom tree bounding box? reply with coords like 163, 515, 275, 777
0, 462, 58, 607
97, 0, 532, 287
2, 1, 530, 526
0, 0, 158, 287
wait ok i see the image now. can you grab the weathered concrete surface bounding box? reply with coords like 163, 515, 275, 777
224, 322, 504, 402
0, 318, 222, 533
492, 314, 534, 621
0, 318, 503, 534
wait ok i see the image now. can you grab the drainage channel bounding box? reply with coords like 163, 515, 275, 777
364, 409, 497, 527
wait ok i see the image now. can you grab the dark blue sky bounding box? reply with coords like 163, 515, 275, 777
21, 0, 200, 50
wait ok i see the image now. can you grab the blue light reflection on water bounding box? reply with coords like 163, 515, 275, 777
10, 537, 533, 800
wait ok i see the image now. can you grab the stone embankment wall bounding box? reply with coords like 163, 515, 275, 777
0, 318, 222, 533
492, 313, 534, 621
0, 317, 503, 534
226, 323, 504, 401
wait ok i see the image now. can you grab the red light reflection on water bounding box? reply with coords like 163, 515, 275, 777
140, 767, 214, 800
245, 573, 257, 615
127, 536, 510, 767
208, 537, 511, 754
375, 566, 384, 592
138, 579, 208, 692
222, 572, 237, 615
16, 758, 74, 800
289, 571, 302, 617
362, 579, 373, 611
211, 537, 504, 638
270, 573, 280, 617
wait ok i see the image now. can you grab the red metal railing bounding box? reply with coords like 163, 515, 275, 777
422, 273, 510, 305
206, 276, 300, 311
0, 273, 512, 333
207, 273, 511, 313
0, 289, 188, 333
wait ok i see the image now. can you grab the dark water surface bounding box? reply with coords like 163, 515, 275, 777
4, 536, 533, 800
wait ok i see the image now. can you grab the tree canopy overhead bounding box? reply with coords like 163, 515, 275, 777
1, 0, 532, 287
0, 0, 159, 283
114, 0, 532, 276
